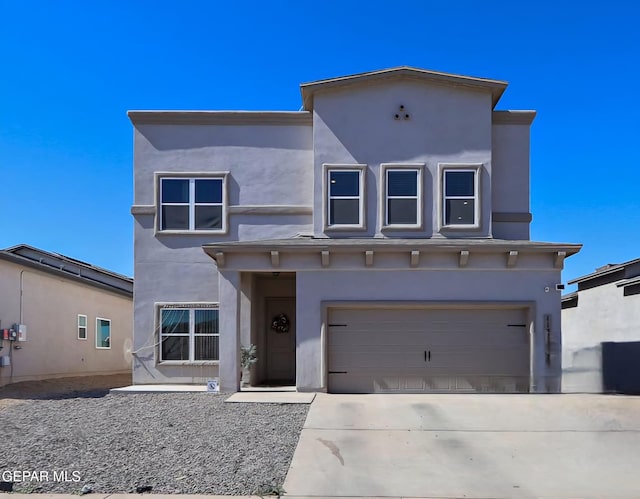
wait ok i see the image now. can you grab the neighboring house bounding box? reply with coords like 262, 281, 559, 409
129, 66, 581, 393
0, 244, 133, 386
562, 258, 640, 393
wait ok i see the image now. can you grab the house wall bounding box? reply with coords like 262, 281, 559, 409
295, 261, 563, 392
131, 123, 313, 384
491, 123, 531, 239
562, 282, 640, 392
0, 259, 132, 386
312, 80, 494, 238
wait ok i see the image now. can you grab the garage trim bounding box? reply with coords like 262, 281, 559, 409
321, 300, 536, 393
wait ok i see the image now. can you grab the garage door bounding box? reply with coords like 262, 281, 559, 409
328, 307, 530, 393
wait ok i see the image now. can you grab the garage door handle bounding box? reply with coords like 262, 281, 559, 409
428, 350, 431, 362
424, 350, 431, 362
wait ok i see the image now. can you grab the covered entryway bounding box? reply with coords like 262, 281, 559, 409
327, 305, 530, 393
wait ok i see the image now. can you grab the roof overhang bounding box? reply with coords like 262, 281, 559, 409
300, 66, 508, 111
127, 111, 312, 126
203, 238, 581, 271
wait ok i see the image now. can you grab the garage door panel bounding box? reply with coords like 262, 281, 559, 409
328, 306, 530, 393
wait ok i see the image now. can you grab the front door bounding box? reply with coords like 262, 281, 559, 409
265, 297, 296, 383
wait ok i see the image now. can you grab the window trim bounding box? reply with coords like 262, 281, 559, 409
323, 164, 367, 231
155, 172, 229, 235
438, 163, 482, 231
77, 314, 87, 341
95, 317, 111, 350
156, 303, 220, 365
380, 163, 424, 230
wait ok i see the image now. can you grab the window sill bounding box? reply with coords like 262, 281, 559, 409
440, 224, 481, 231
156, 229, 228, 236
158, 361, 220, 366
95, 347, 111, 350
324, 225, 367, 231
381, 224, 423, 231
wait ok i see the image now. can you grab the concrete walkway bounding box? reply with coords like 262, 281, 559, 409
284, 393, 640, 498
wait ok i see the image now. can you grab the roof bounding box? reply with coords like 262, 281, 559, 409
568, 257, 640, 285
300, 66, 509, 111
203, 237, 582, 255
0, 244, 133, 297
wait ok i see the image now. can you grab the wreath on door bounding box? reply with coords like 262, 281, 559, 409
271, 313, 290, 333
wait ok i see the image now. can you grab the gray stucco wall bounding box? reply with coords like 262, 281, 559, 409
132, 123, 313, 384
296, 264, 563, 392
562, 283, 640, 392
311, 80, 493, 238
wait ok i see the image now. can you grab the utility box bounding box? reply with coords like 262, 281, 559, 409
0, 356, 10, 367
14, 324, 27, 342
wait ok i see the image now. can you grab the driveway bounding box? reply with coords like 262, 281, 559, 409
284, 393, 640, 498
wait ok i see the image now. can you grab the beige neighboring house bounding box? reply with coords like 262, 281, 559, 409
0, 244, 133, 386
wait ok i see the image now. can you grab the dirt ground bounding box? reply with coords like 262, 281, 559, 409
0, 373, 132, 411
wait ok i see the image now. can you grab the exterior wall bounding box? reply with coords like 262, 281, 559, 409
491, 123, 531, 239
0, 259, 132, 386
562, 282, 640, 392
312, 80, 494, 238
131, 123, 313, 384
296, 258, 563, 392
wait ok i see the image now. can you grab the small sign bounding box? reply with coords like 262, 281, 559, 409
206, 379, 219, 393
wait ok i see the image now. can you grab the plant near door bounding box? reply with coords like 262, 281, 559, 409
240, 343, 257, 387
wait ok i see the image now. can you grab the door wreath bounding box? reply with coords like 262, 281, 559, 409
271, 313, 290, 333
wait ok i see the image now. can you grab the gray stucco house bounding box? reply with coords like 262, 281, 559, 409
129, 66, 580, 393
562, 258, 640, 393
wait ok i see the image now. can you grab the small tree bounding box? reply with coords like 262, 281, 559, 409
241, 344, 258, 369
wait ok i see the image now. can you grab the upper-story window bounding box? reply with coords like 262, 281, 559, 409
382, 164, 423, 229
159, 175, 227, 232
324, 164, 366, 230
441, 165, 480, 228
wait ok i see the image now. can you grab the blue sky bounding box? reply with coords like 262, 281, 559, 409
1, 1, 639, 285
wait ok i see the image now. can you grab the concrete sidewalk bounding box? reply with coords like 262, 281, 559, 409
284, 393, 640, 498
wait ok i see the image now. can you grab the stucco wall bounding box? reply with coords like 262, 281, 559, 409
296, 265, 563, 392
0, 259, 132, 386
312, 80, 493, 238
562, 283, 640, 392
131, 122, 313, 384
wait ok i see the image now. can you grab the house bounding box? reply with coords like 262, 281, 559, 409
562, 258, 640, 393
129, 66, 581, 393
0, 244, 133, 386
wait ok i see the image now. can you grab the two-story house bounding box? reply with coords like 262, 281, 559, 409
129, 67, 581, 393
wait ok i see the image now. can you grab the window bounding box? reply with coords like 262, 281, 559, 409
442, 167, 480, 228
382, 165, 423, 228
159, 306, 219, 362
325, 165, 366, 229
159, 176, 226, 232
96, 318, 111, 349
77, 314, 87, 340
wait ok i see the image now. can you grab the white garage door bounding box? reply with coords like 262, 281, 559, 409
328, 307, 530, 393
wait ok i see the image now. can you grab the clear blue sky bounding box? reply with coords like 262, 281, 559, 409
2, 1, 639, 286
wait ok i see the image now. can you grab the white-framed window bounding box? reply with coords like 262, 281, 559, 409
158, 175, 227, 232
96, 318, 111, 349
324, 164, 367, 230
381, 164, 423, 228
77, 314, 87, 340
440, 165, 481, 229
159, 305, 219, 362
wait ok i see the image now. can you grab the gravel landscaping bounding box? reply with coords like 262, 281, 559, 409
0, 390, 309, 494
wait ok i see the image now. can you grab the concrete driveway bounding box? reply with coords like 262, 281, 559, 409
284, 393, 640, 498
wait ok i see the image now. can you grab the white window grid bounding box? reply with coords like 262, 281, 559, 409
327, 169, 362, 227
158, 306, 219, 363
385, 168, 421, 226
159, 177, 224, 231
77, 314, 87, 340
442, 168, 479, 227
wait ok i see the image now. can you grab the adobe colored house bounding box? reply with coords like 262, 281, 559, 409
129, 67, 580, 393
0, 245, 133, 386
562, 258, 640, 393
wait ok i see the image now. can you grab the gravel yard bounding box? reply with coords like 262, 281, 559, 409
0, 380, 309, 494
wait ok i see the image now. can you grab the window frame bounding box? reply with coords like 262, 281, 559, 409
156, 303, 220, 365
323, 164, 367, 231
77, 314, 87, 341
438, 163, 482, 230
155, 172, 229, 235
380, 163, 424, 230
95, 317, 111, 350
